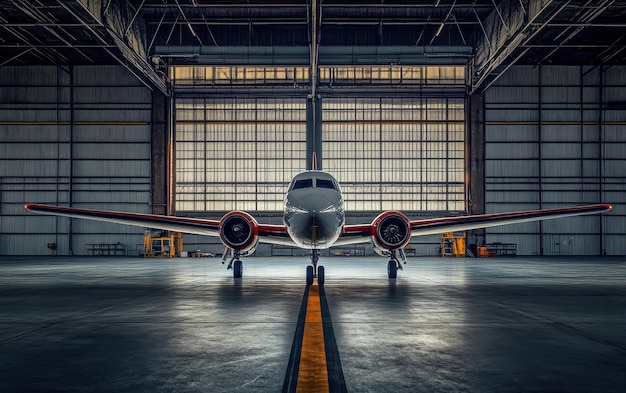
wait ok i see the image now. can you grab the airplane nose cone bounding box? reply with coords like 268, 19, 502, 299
284, 189, 344, 248
300, 193, 332, 213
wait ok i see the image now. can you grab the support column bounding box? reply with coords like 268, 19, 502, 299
538, 66, 543, 255
468, 92, 485, 249
68, 65, 74, 255
151, 90, 168, 215
306, 97, 322, 170
599, 65, 605, 255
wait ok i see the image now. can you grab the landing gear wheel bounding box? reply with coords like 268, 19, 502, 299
317, 265, 325, 286
233, 260, 243, 279
387, 260, 398, 279
306, 265, 314, 285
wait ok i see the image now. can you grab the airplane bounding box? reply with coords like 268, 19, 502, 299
25, 154, 612, 285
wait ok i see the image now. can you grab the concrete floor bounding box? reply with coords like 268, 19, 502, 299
1, 255, 625, 392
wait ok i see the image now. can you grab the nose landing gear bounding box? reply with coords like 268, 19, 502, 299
306, 249, 325, 285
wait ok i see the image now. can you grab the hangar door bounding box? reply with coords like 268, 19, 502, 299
171, 65, 465, 214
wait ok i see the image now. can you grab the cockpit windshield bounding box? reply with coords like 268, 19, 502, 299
316, 179, 337, 190
292, 178, 313, 190
289, 174, 340, 192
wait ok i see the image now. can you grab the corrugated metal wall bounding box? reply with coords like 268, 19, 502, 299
485, 65, 625, 255
3, 64, 622, 256
0, 65, 152, 256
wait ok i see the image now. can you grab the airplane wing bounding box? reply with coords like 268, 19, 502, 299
336, 204, 612, 246
24, 203, 222, 236
23, 203, 295, 246
408, 204, 612, 237
26, 203, 611, 249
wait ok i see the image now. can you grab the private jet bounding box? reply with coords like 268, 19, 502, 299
25, 156, 611, 285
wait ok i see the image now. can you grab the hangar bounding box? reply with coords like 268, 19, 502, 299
1, 1, 625, 392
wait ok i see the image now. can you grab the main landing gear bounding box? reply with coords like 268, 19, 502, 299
387, 249, 407, 279
306, 249, 325, 286
223, 249, 243, 279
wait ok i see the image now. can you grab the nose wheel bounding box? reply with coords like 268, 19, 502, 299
307, 249, 324, 285
306, 265, 314, 285
306, 265, 325, 285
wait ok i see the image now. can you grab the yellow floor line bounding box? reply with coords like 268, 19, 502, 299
296, 280, 329, 393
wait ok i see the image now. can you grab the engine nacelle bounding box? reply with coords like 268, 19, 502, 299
371, 211, 411, 252
218, 211, 259, 254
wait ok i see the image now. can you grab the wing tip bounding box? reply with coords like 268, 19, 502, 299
24, 203, 47, 212
596, 203, 612, 212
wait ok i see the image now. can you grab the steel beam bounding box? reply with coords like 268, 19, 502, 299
469, 0, 564, 94
154, 45, 472, 66
536, 0, 615, 64
0, 48, 34, 67
57, 0, 168, 94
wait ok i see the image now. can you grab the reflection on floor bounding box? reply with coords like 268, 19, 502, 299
1, 256, 625, 392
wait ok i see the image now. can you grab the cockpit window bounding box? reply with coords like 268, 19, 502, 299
316, 179, 337, 190
292, 178, 313, 190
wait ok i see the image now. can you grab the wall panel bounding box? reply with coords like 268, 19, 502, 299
485, 65, 624, 255
0, 65, 151, 255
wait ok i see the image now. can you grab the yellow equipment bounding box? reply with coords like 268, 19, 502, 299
441, 232, 466, 257
143, 231, 183, 258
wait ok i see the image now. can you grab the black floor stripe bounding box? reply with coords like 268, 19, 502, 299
319, 285, 348, 393
282, 285, 310, 393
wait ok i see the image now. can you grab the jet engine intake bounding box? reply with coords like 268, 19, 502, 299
218, 211, 259, 253
371, 211, 411, 251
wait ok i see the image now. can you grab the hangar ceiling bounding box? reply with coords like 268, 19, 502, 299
1, 0, 626, 93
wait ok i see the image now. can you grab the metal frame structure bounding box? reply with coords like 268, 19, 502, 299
2, 1, 626, 95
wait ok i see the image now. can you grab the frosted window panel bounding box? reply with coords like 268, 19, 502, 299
322, 96, 464, 212
175, 96, 306, 212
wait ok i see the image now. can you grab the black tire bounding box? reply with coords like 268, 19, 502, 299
306, 265, 314, 285
233, 260, 243, 279
387, 260, 398, 279
317, 265, 325, 286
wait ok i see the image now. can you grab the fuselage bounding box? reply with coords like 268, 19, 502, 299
283, 171, 345, 249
